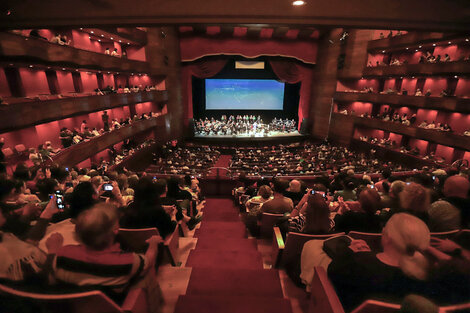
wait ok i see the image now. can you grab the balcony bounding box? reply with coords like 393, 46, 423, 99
351, 139, 444, 168
352, 115, 470, 151
0, 32, 149, 73
50, 115, 169, 167
362, 60, 470, 77
334, 92, 470, 113
367, 32, 459, 51
0, 90, 168, 133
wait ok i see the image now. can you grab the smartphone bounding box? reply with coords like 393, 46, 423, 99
432, 176, 436, 181
103, 183, 113, 191
65, 167, 69, 172
153, 176, 157, 180
55, 190, 65, 211
370, 184, 375, 189
311, 190, 326, 197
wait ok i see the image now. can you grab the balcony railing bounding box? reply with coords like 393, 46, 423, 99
0, 32, 149, 73
362, 60, 470, 77
50, 115, 168, 167
334, 92, 470, 113
0, 90, 168, 133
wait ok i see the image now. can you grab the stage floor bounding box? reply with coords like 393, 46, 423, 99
194, 131, 302, 138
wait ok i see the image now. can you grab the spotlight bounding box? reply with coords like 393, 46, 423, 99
418, 45, 422, 48
292, 0, 305, 5
101, 34, 104, 37
433, 44, 436, 46
29, 65, 33, 68
454, 75, 458, 78
466, 39, 469, 42
90, 31, 94, 34
110, 37, 113, 40
382, 50, 385, 53
62, 68, 66, 70
448, 41, 451, 44
119, 40, 122, 42
406, 47, 409, 50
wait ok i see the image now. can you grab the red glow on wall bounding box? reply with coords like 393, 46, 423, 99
79, 72, 98, 93
435, 144, 454, 163
423, 77, 447, 96
285, 29, 300, 39
206, 26, 221, 35
233, 27, 248, 37
260, 28, 274, 39
401, 78, 417, 93
56, 71, 75, 93
351, 102, 372, 115
19, 68, 50, 96
409, 138, 429, 154
126, 46, 146, 62
454, 78, 470, 98
179, 26, 193, 33
416, 109, 438, 124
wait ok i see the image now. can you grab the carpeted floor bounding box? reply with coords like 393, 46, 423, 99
174, 198, 293, 313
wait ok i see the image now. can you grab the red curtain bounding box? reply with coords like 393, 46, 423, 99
269, 59, 314, 126
181, 58, 228, 123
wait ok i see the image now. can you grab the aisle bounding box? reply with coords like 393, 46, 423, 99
174, 198, 293, 313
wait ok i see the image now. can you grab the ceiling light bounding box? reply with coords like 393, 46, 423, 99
119, 40, 122, 42
98, 71, 101, 73
448, 41, 451, 44
127, 42, 130, 44
415, 49, 418, 52
9, 63, 13, 66
292, 0, 305, 5
433, 43, 436, 46
62, 68, 66, 70
466, 39, 469, 42
382, 50, 385, 53
75, 69, 78, 72
90, 31, 94, 34
110, 37, 113, 40
47, 66, 51, 69
454, 75, 458, 78
98, 39, 101, 42
101, 34, 104, 37
406, 47, 409, 50
79, 28, 83, 30
131, 73, 134, 75
89, 37, 91, 39
418, 45, 422, 48
108, 72, 111, 74
29, 65, 33, 68
116, 72, 119, 74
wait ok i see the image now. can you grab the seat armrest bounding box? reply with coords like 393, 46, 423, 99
272, 227, 285, 268
122, 288, 148, 313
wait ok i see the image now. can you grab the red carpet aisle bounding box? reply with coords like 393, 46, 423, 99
174, 198, 293, 313
208, 155, 232, 176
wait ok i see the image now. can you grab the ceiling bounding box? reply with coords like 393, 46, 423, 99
1, 0, 470, 32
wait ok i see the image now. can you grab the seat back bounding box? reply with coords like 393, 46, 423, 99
309, 266, 345, 313
118, 227, 159, 253
281, 232, 345, 268
348, 231, 383, 252
2, 147, 13, 158
430, 229, 460, 240
350, 300, 400, 313
0, 283, 123, 313
14, 144, 26, 154
260, 213, 285, 238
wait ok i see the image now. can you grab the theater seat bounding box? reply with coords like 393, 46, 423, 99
259, 212, 285, 239
348, 231, 383, 252
2, 147, 13, 158
0, 283, 149, 313
118, 226, 180, 266
350, 300, 400, 313
272, 228, 345, 268
14, 144, 26, 155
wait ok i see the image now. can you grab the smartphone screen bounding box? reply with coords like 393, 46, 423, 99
103, 183, 113, 191
55, 191, 65, 210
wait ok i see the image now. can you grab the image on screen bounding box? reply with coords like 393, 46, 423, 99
205, 79, 285, 110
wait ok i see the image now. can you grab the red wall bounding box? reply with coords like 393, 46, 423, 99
408, 138, 429, 154
423, 77, 447, 96
416, 109, 439, 124
401, 78, 418, 93
56, 71, 76, 94
454, 78, 470, 98
79, 72, 98, 93
435, 144, 454, 163
0, 68, 11, 97
19, 68, 50, 96
127, 46, 146, 62
102, 73, 115, 87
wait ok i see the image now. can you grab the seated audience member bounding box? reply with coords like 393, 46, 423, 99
441, 175, 470, 228
0, 191, 60, 282
374, 168, 392, 193
245, 185, 273, 216
333, 178, 357, 201
284, 179, 304, 205
52, 203, 163, 312
260, 179, 293, 215
397, 182, 430, 223
381, 180, 405, 212
105, 47, 110, 55
325, 213, 469, 311
289, 192, 334, 234
334, 188, 383, 233
428, 200, 461, 232
120, 177, 176, 239
415, 88, 423, 96
111, 48, 120, 57
39, 181, 98, 250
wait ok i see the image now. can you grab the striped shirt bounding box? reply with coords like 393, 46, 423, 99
52, 244, 145, 293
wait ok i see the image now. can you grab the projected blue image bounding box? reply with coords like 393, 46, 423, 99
205, 79, 285, 110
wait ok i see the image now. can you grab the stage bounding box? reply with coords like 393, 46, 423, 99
188, 132, 310, 146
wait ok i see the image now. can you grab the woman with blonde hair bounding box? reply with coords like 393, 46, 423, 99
327, 213, 432, 311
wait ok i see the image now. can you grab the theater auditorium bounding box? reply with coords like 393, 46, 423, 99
0, 1, 469, 312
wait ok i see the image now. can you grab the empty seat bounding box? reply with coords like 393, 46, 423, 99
259, 212, 285, 239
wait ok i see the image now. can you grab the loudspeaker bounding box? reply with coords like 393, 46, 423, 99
187, 118, 195, 137
299, 118, 310, 134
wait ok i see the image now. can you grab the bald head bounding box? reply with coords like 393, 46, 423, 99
443, 175, 470, 198
289, 179, 301, 193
